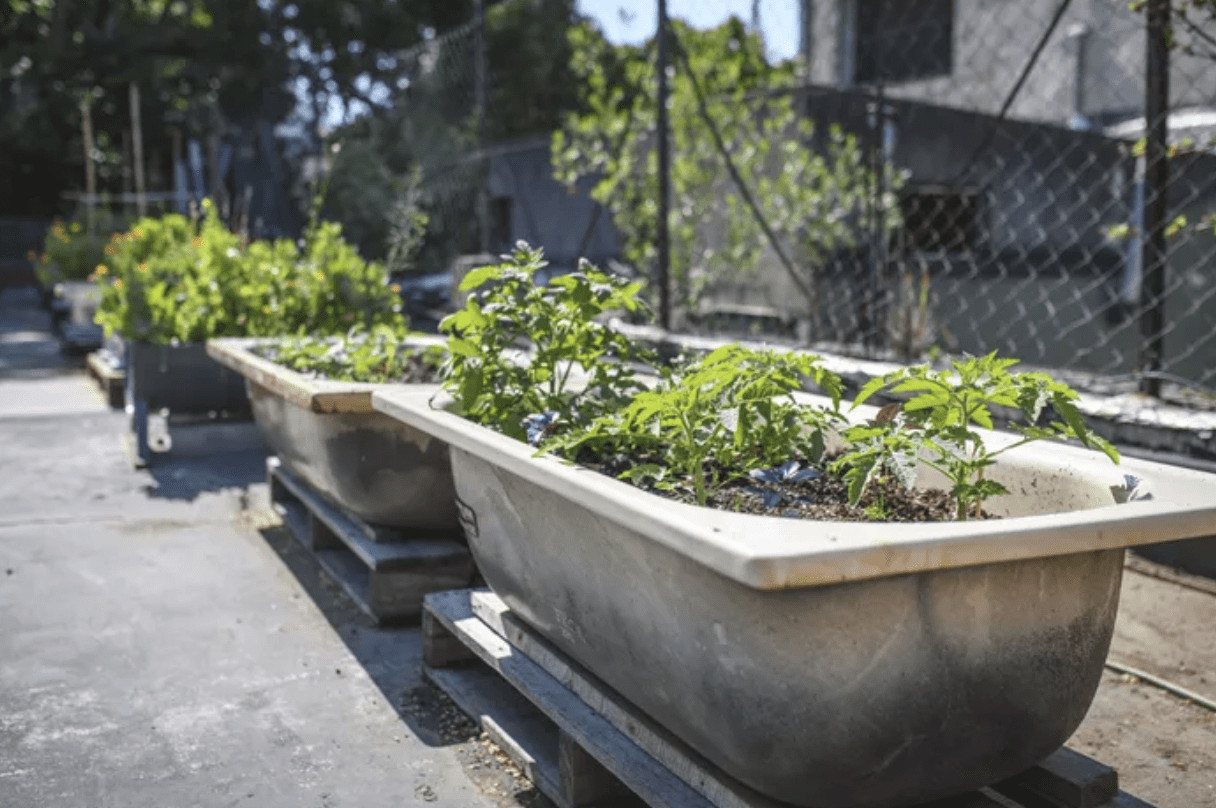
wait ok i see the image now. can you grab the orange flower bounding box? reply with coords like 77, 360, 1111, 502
113, 279, 124, 290
191, 236, 203, 250
94, 265, 108, 276
390, 283, 402, 294
131, 227, 145, 240
138, 263, 148, 273
104, 244, 117, 256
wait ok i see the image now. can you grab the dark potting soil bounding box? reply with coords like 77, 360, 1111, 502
254, 344, 444, 385
582, 454, 994, 523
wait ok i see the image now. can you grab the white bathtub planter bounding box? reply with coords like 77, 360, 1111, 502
206, 335, 458, 532
373, 384, 1216, 808
382, 245, 1216, 806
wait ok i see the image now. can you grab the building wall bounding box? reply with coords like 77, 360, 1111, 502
485, 138, 619, 270
805, 0, 1216, 126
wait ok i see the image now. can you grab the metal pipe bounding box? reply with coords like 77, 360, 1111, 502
475, 0, 490, 255
1104, 659, 1216, 714
129, 82, 147, 218
656, 0, 672, 330
1139, 0, 1170, 397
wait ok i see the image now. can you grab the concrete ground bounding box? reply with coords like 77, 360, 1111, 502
1, 284, 1214, 808
0, 286, 537, 808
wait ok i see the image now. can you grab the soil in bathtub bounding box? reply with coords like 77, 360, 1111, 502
256, 327, 445, 384
441, 244, 1120, 524
582, 449, 978, 521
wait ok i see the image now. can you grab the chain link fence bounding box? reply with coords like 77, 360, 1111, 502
370, 0, 1216, 402
678, 0, 1216, 404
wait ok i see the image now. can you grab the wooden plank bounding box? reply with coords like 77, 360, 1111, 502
271, 461, 468, 566
86, 352, 125, 409
430, 591, 1157, 808
992, 748, 1117, 808
424, 664, 565, 806
466, 591, 1158, 808
468, 590, 787, 808
269, 458, 471, 624
422, 609, 477, 668
313, 546, 377, 622
425, 590, 715, 808
560, 731, 633, 806
1105, 793, 1157, 808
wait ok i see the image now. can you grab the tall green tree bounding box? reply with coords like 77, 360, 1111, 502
320, 0, 583, 269
0, 0, 472, 216
551, 16, 902, 326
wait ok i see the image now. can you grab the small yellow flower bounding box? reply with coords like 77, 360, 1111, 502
113, 279, 123, 290
132, 227, 145, 240
94, 265, 107, 276
390, 283, 402, 294
138, 263, 148, 273
191, 236, 203, 250
104, 244, 117, 256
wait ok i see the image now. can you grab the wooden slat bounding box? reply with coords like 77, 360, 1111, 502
424, 664, 565, 805
425, 590, 715, 808
468, 590, 787, 808
433, 589, 1157, 808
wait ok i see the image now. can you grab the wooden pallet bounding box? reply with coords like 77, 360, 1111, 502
422, 588, 1155, 808
86, 351, 125, 409
268, 457, 474, 624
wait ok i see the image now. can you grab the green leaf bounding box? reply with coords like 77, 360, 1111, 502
459, 265, 504, 292
447, 338, 480, 357
903, 392, 946, 412
852, 375, 889, 409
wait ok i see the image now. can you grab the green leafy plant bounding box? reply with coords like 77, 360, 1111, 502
836, 353, 1121, 520
258, 325, 445, 384
547, 344, 845, 506
440, 243, 654, 442
552, 17, 901, 322
39, 218, 109, 283
95, 200, 405, 343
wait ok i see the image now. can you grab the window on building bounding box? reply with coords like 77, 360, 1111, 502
899, 186, 978, 253
855, 0, 953, 84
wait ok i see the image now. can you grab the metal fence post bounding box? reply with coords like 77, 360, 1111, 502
1139, 0, 1170, 397
656, 0, 672, 331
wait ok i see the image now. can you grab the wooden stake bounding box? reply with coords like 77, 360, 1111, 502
80, 96, 97, 233
206, 133, 222, 214
122, 130, 133, 196
129, 82, 147, 218
171, 128, 184, 213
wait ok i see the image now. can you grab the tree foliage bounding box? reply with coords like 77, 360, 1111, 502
0, 0, 472, 216
320, 0, 582, 269
551, 16, 902, 320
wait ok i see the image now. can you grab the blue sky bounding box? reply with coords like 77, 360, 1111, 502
574, 0, 801, 61
303, 0, 802, 132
